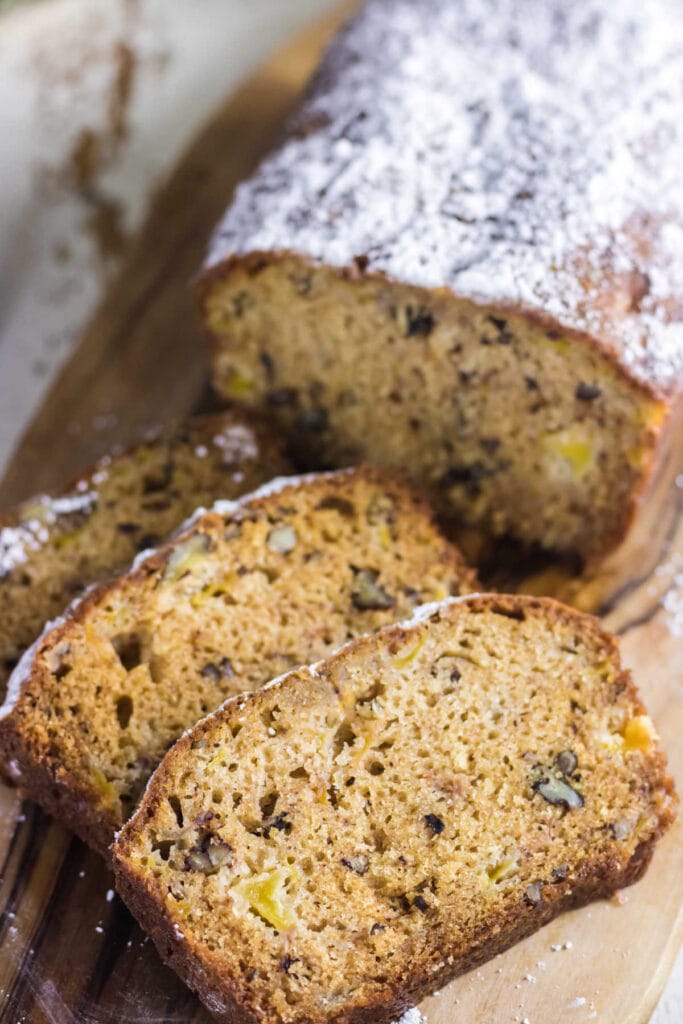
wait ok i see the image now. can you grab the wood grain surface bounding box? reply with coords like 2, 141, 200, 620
0, 5, 681, 1023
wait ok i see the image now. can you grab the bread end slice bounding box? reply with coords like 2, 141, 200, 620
0, 411, 291, 695
113, 594, 676, 1024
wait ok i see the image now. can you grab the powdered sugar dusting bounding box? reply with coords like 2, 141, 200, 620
208, 0, 683, 393
391, 1010, 427, 1024
211, 422, 260, 463
0, 523, 46, 577
0, 491, 97, 579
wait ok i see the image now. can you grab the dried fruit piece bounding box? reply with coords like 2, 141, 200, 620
576, 382, 602, 401
267, 524, 298, 554
621, 715, 657, 752
424, 813, 445, 834
256, 812, 292, 839
233, 867, 298, 932
351, 568, 394, 611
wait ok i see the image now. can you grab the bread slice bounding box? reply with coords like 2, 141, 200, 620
198, 0, 682, 560
0, 412, 291, 697
0, 468, 475, 856
113, 593, 676, 1024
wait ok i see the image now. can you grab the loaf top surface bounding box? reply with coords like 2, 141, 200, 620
113, 594, 676, 1024
204, 0, 683, 396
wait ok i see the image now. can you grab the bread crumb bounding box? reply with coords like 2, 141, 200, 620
105, 889, 114, 902
567, 996, 586, 1009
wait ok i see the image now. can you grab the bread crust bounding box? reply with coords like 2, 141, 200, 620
113, 594, 677, 1024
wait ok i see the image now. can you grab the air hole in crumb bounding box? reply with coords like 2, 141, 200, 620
168, 794, 184, 828
261, 705, 281, 731
115, 695, 133, 729
368, 762, 385, 776
332, 721, 357, 758
230, 792, 241, 808
259, 792, 278, 818
231, 723, 242, 739
112, 634, 143, 671
152, 838, 172, 861
289, 766, 310, 780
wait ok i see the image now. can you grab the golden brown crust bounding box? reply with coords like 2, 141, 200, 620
113, 594, 676, 1024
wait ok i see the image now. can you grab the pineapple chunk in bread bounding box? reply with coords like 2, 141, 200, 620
0, 468, 475, 857
113, 595, 676, 1024
0, 412, 291, 697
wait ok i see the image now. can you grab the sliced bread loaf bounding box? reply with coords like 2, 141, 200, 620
0, 468, 475, 856
199, 0, 683, 560
0, 412, 291, 697
113, 594, 676, 1024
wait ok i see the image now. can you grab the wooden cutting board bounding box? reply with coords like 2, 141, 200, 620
0, 5, 681, 1023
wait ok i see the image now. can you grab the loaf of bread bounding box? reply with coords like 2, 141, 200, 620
113, 594, 676, 1024
199, 0, 683, 559
0, 468, 475, 857
0, 412, 291, 698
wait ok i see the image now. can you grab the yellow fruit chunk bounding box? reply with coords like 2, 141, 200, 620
226, 371, 255, 397
626, 444, 646, 469
393, 632, 427, 669
545, 430, 594, 478
234, 867, 298, 932
162, 534, 211, 583
376, 522, 393, 551
91, 767, 117, 803
479, 856, 518, 889
622, 715, 657, 752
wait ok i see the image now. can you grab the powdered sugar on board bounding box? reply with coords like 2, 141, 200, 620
392, 1010, 427, 1024
208, 0, 683, 394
